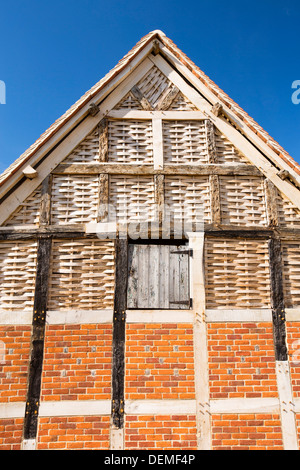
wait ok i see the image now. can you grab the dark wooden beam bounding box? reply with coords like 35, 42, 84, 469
111, 238, 128, 429
39, 175, 53, 226
205, 119, 217, 164
155, 84, 180, 111
154, 174, 164, 224
130, 85, 153, 111
88, 102, 100, 117
210, 174, 221, 225
52, 163, 262, 177
23, 237, 52, 440
264, 179, 279, 227
211, 102, 224, 117
99, 118, 108, 162
268, 237, 288, 361
205, 227, 274, 239
97, 174, 109, 223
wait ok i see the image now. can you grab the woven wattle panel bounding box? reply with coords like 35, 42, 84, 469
4, 185, 41, 226
108, 120, 153, 164
164, 175, 210, 225
0, 241, 38, 310
163, 121, 208, 165
220, 176, 267, 226
48, 239, 115, 310
215, 128, 250, 164
277, 191, 300, 228
137, 65, 170, 108
63, 129, 100, 164
51, 175, 99, 225
205, 238, 271, 309
109, 175, 155, 224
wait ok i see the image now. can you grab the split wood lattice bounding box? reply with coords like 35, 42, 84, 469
48, 239, 115, 310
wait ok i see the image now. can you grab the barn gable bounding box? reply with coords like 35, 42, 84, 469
1, 30, 300, 451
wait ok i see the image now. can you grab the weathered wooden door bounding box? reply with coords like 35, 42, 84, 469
127, 244, 190, 309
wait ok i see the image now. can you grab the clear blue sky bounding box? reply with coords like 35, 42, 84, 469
0, 0, 300, 174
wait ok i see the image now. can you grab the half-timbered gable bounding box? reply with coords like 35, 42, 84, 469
1, 30, 300, 450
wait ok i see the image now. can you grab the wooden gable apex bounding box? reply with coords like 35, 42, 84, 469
1, 29, 300, 226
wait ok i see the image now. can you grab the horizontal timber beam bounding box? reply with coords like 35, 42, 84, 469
52, 163, 262, 176
107, 109, 206, 120
1, 226, 300, 241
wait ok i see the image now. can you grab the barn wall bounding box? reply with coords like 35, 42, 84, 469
0, 61, 300, 451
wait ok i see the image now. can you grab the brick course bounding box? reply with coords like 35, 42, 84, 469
212, 413, 283, 450
41, 324, 112, 401
125, 323, 195, 400
0, 326, 31, 403
37, 416, 110, 449
0, 418, 23, 450
208, 323, 278, 399
125, 415, 197, 449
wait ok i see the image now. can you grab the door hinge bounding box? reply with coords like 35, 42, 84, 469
170, 248, 193, 256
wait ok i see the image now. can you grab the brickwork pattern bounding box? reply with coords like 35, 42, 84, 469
37, 416, 110, 449
125, 415, 197, 449
41, 324, 112, 401
0, 326, 31, 403
0, 418, 23, 450
125, 324, 195, 400
208, 323, 278, 399
212, 414, 283, 450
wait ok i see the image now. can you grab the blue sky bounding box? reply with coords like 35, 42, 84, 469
0, 0, 299, 173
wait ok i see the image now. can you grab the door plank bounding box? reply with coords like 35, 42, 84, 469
127, 244, 190, 309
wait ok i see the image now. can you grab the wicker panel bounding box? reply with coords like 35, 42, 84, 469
51, 175, 99, 225
164, 176, 210, 225
108, 120, 153, 164
205, 238, 271, 309
48, 239, 115, 310
168, 92, 197, 111
109, 175, 155, 224
0, 241, 38, 311
114, 92, 143, 110
220, 176, 267, 226
277, 191, 300, 228
215, 128, 249, 164
282, 241, 300, 308
63, 129, 99, 163
4, 185, 41, 226
163, 121, 208, 164
136, 66, 170, 107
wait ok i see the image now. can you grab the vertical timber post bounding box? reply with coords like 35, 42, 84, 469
268, 236, 288, 362
189, 232, 211, 450
268, 236, 298, 449
22, 236, 52, 449
110, 237, 128, 449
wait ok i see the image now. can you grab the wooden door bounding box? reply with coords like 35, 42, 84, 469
127, 244, 190, 309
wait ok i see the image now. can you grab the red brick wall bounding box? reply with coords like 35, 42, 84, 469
0, 418, 23, 450
125, 415, 197, 450
212, 414, 283, 450
0, 326, 31, 403
41, 324, 112, 401
37, 416, 110, 450
208, 323, 278, 399
125, 323, 194, 400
